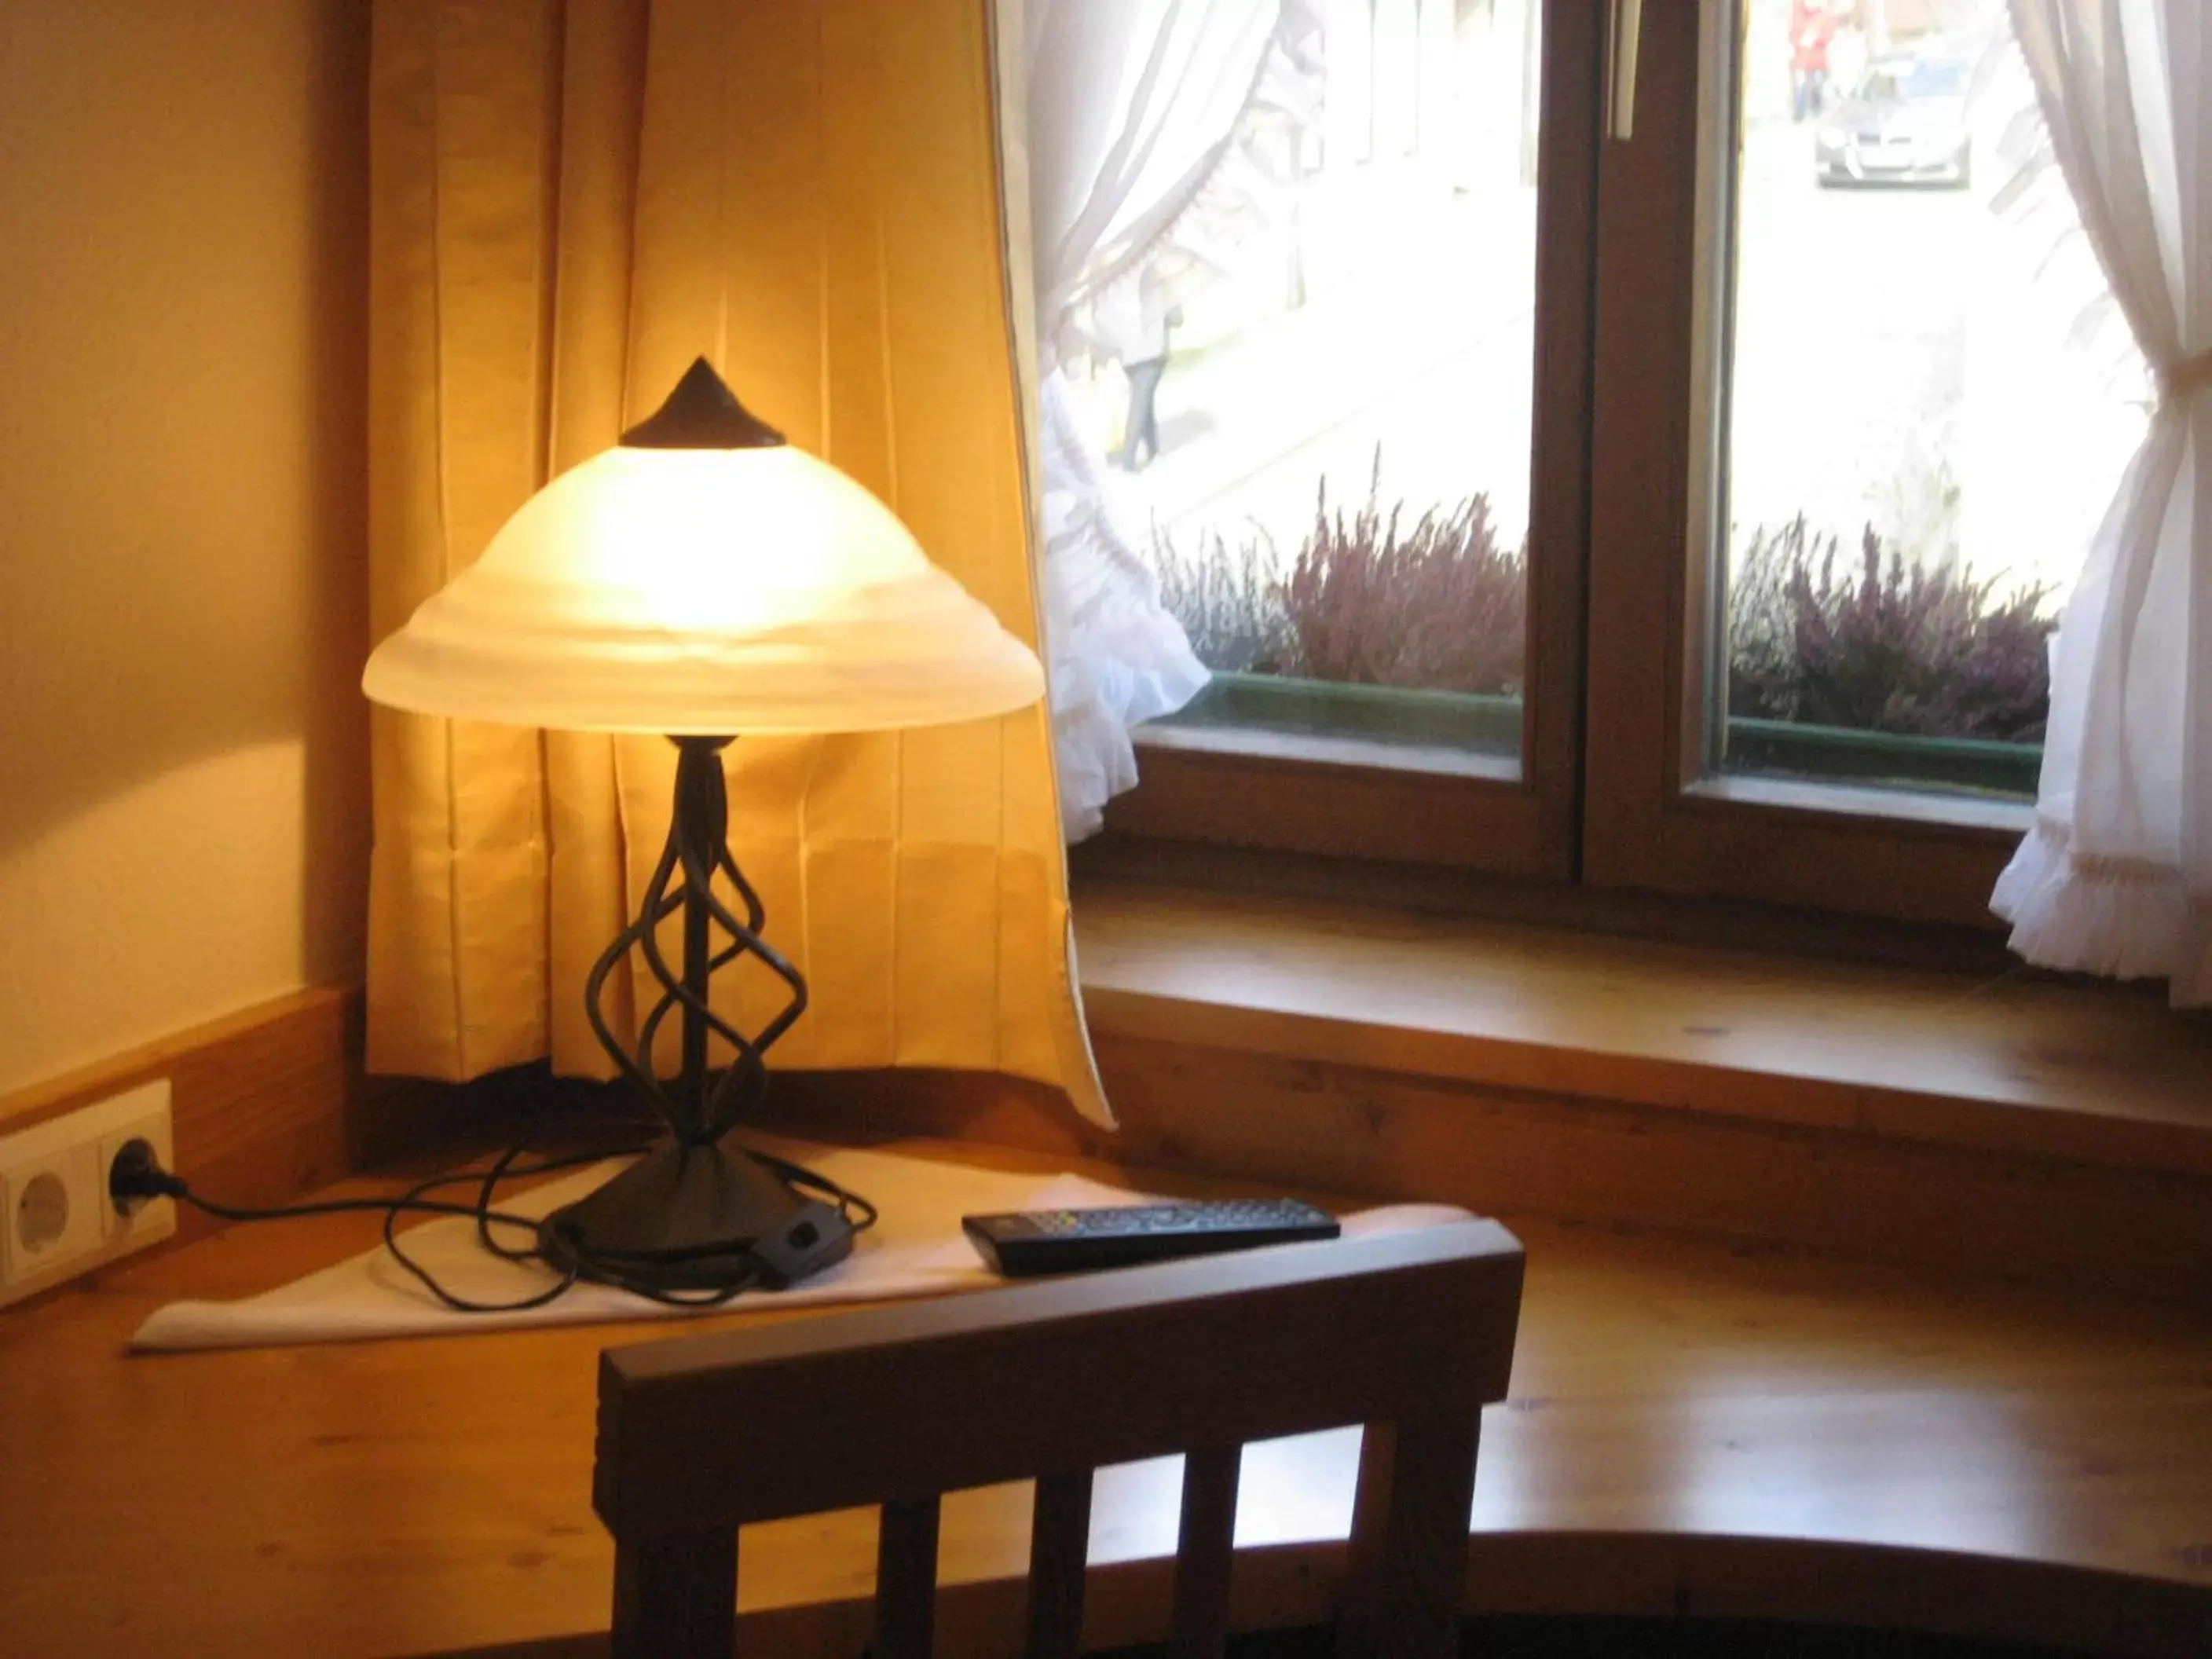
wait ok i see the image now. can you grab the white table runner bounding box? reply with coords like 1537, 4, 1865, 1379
131, 1138, 1471, 1353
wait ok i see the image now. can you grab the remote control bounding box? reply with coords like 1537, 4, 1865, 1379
961, 1198, 1341, 1277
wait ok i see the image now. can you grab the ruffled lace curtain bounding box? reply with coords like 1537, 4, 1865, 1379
1019, 0, 1295, 839
1993, 0, 2212, 1002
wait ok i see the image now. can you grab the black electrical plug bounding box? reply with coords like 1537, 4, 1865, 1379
108, 1138, 187, 1214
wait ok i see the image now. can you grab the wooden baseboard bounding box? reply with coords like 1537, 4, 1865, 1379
0, 983, 454, 1251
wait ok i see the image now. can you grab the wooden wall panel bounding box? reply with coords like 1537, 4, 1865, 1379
765, 1040, 2212, 1303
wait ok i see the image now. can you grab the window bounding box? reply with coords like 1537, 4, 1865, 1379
1025, 0, 1592, 872
1701, 0, 2139, 805
1583, 0, 2135, 925
1137, 0, 1539, 778
1027, 0, 2121, 928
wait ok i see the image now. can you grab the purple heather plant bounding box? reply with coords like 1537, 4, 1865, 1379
1148, 520, 1295, 676
1151, 474, 2053, 747
1727, 517, 2056, 743
1151, 451, 1527, 696
1281, 458, 1525, 694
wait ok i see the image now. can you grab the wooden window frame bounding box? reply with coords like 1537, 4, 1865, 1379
1094, 0, 2028, 935
1580, 0, 2023, 930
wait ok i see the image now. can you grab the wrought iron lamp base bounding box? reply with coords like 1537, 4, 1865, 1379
551, 734, 850, 1296
537, 1137, 852, 1292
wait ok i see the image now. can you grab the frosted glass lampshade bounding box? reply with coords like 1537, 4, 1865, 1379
363, 363, 1043, 734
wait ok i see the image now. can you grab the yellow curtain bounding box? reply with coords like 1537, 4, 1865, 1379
365, 0, 1108, 1124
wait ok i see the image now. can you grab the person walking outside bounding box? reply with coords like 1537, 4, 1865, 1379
1789, 0, 1837, 123
1094, 269, 1180, 473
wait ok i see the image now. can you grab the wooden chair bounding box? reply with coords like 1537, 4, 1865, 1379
592, 1220, 1525, 1659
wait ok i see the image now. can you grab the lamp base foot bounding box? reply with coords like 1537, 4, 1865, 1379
537, 1137, 854, 1293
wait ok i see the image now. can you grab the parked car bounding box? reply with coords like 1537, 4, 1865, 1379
1815, 53, 1973, 188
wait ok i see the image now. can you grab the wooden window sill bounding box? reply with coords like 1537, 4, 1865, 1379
1073, 876, 2212, 1180
1056, 876, 2212, 1298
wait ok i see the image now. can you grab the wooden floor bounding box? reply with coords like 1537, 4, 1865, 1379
2, 1134, 2210, 1657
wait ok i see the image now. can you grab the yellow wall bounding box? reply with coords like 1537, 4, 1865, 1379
0, 0, 371, 1098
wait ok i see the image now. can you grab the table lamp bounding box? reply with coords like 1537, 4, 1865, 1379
362, 357, 1044, 1295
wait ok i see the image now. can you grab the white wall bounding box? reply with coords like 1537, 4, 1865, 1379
0, 0, 371, 1098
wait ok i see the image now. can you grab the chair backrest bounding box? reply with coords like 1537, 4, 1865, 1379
594, 1220, 1525, 1659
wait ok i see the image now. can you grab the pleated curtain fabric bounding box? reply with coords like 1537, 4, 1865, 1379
366, 0, 1110, 1123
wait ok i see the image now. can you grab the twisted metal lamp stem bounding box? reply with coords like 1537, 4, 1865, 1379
581, 735, 808, 1146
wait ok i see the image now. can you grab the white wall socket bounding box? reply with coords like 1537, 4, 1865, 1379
0, 1079, 176, 1309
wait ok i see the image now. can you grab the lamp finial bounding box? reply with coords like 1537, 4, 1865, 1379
619, 356, 786, 450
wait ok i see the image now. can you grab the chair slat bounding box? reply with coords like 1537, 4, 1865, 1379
1170, 1444, 1243, 1659
1026, 1468, 1095, 1659
1336, 1423, 1397, 1659
875, 1494, 942, 1659
1338, 1413, 1481, 1659
610, 1525, 736, 1659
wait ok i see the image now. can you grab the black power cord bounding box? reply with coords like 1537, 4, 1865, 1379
108, 1131, 878, 1314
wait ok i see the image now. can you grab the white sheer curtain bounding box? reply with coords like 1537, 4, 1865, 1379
1023, 0, 1287, 840
1992, 0, 2212, 1002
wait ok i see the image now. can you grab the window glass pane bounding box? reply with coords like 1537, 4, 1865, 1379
1704, 0, 2145, 801
1043, 0, 1544, 778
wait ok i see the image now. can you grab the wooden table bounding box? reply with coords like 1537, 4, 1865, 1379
4, 1134, 2210, 1657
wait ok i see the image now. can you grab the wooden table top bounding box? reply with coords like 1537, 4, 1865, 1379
4, 1134, 2210, 1657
